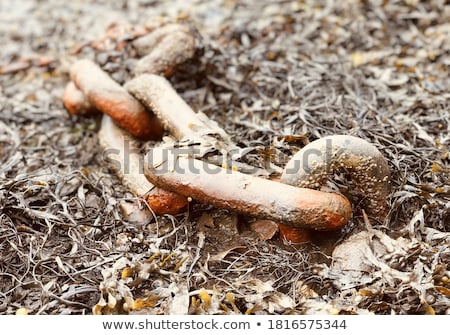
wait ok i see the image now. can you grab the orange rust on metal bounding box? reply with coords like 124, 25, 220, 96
146, 188, 187, 215
62, 81, 97, 115
127, 74, 270, 175
98, 115, 186, 216
322, 209, 350, 230
144, 149, 352, 230
278, 223, 311, 243
70, 59, 163, 140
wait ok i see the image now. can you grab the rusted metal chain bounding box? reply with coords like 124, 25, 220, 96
98, 115, 187, 215
126, 73, 355, 231
61, 81, 97, 116
126, 74, 235, 148
280, 135, 391, 221
62, 22, 392, 236
70, 59, 164, 141
144, 146, 352, 230
125, 74, 269, 176
132, 23, 197, 77
62, 23, 199, 215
